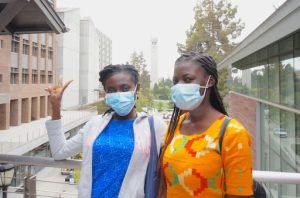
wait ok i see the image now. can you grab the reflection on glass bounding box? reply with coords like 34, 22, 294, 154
268, 57, 280, 103
269, 106, 280, 197
295, 49, 300, 109
260, 104, 300, 197
280, 53, 294, 107
280, 111, 296, 197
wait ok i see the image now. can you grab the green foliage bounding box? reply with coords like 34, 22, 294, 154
129, 51, 150, 95
74, 169, 80, 183
153, 100, 173, 112
178, 0, 244, 62
72, 153, 82, 183
218, 67, 229, 98
136, 88, 153, 112
96, 100, 109, 114
153, 78, 172, 100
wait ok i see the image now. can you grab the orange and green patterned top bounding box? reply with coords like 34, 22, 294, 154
163, 113, 253, 197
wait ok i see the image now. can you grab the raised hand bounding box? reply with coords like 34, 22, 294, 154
45, 79, 73, 120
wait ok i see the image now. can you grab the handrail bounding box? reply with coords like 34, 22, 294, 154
0, 154, 81, 169
1, 154, 300, 184
229, 91, 300, 115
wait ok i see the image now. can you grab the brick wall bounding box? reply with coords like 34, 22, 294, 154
228, 92, 257, 168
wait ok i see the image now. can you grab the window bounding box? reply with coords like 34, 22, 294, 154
0, 39, 3, 48
22, 68, 29, 84
11, 35, 20, 53
48, 47, 53, 59
32, 70, 38, 84
41, 45, 46, 58
22, 39, 29, 55
10, 68, 18, 84
32, 42, 38, 56
40, 70, 46, 84
48, 71, 53, 83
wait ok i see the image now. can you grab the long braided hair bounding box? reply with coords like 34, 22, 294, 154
99, 64, 139, 115
158, 52, 227, 196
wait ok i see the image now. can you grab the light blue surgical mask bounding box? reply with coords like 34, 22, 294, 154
105, 86, 137, 116
171, 76, 211, 111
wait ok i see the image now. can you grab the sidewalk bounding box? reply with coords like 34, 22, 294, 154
0, 110, 97, 155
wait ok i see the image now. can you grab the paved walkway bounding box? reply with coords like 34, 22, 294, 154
6, 167, 78, 198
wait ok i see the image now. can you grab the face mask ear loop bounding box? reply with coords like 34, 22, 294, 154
202, 75, 211, 96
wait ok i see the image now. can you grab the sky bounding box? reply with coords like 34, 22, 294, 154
57, 0, 286, 80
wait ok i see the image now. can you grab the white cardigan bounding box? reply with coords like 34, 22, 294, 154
45, 112, 167, 198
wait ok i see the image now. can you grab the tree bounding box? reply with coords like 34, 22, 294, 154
153, 78, 173, 100
218, 67, 229, 98
129, 51, 151, 97
177, 0, 244, 62
129, 51, 152, 111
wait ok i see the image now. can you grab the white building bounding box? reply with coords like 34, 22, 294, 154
56, 10, 112, 108
97, 30, 112, 92
56, 8, 81, 109
150, 37, 158, 88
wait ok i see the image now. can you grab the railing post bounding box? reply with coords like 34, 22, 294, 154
24, 166, 36, 198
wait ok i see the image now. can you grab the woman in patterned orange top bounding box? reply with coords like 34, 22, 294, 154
159, 52, 253, 198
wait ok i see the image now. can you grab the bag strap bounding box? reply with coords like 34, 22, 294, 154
218, 116, 231, 154
148, 116, 158, 157
144, 116, 159, 198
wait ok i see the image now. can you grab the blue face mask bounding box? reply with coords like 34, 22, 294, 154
171, 76, 211, 111
105, 86, 137, 116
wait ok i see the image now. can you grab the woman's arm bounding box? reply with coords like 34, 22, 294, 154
45, 118, 90, 160
45, 80, 84, 160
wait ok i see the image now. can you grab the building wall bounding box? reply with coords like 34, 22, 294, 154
57, 8, 80, 109
0, 33, 56, 130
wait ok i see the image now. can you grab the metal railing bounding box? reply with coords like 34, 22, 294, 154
1, 154, 300, 184
1, 154, 300, 198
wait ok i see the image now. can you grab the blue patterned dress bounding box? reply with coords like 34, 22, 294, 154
91, 119, 135, 198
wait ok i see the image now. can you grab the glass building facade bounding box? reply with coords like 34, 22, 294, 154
230, 30, 300, 197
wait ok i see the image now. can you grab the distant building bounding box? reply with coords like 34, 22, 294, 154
56, 11, 112, 108
218, 0, 300, 197
56, 8, 81, 109
150, 37, 158, 88
80, 17, 112, 105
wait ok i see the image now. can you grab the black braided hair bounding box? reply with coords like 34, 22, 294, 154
99, 64, 139, 115
158, 52, 227, 196
99, 64, 139, 87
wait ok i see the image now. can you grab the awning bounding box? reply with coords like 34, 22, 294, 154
0, 0, 68, 35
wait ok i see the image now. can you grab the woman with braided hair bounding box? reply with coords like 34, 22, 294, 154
45, 64, 166, 198
159, 52, 253, 197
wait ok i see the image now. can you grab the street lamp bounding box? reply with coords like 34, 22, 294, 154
0, 164, 15, 198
